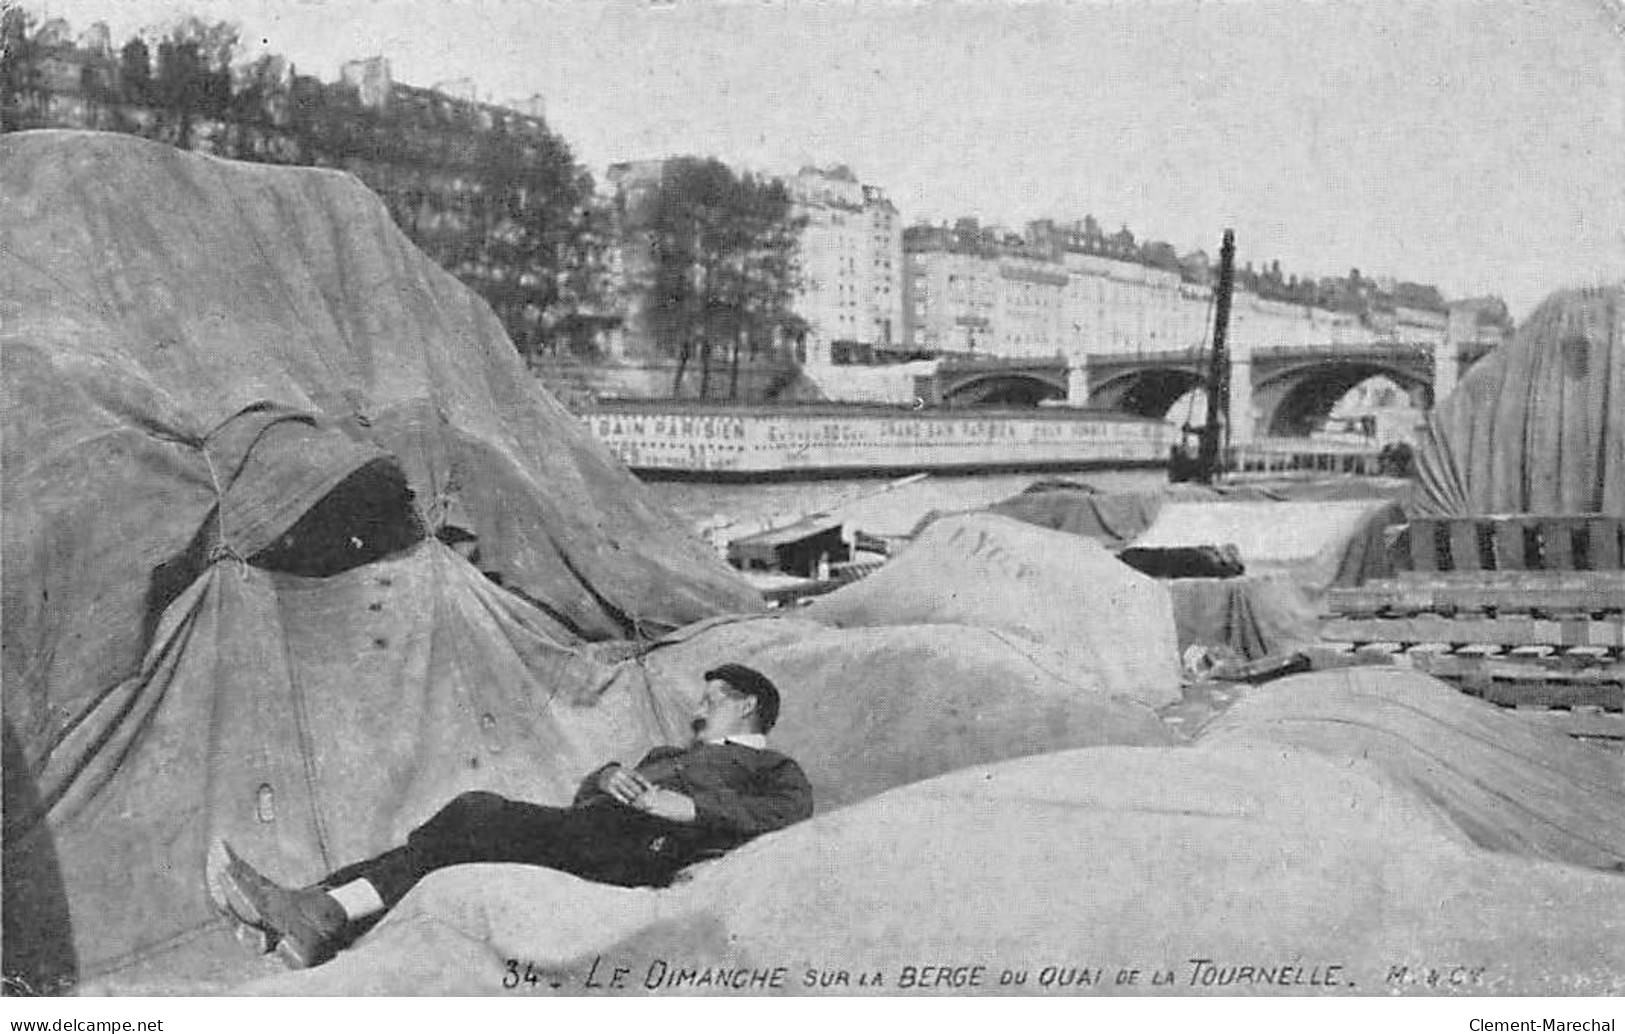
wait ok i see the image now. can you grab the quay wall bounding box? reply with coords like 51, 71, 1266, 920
532, 356, 820, 408
579, 404, 1175, 477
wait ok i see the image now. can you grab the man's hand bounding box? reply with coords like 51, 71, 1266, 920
597, 764, 697, 821
598, 764, 652, 805
633, 787, 697, 823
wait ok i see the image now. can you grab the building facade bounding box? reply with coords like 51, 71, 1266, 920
902, 225, 998, 356
905, 218, 1474, 363
789, 166, 904, 365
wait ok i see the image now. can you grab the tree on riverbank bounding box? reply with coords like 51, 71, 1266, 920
0, 6, 609, 360
640, 156, 806, 398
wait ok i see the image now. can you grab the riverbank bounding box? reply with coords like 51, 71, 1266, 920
645, 467, 1174, 539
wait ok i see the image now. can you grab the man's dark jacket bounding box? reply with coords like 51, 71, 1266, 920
576, 740, 815, 858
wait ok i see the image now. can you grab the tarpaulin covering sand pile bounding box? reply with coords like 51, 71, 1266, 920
831, 476, 1045, 541
1416, 284, 1624, 517
804, 513, 1182, 708
1165, 576, 1322, 661
1198, 667, 1625, 872
1, 131, 762, 991
986, 479, 1410, 551
243, 741, 1625, 996
1129, 499, 1403, 603
14, 545, 671, 994
986, 483, 1230, 549
622, 616, 1178, 810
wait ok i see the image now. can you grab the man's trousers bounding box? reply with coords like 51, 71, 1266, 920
321, 790, 690, 908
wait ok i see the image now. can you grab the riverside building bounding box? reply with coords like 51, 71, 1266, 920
902, 218, 1470, 362
788, 166, 905, 367
898, 217, 1503, 432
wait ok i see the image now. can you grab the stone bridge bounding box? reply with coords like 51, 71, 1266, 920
923, 340, 1476, 441
926, 356, 1072, 407
1081, 341, 1448, 439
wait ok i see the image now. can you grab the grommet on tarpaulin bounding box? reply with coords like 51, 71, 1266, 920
255, 783, 276, 823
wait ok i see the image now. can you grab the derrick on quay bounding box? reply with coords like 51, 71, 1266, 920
575, 400, 1176, 481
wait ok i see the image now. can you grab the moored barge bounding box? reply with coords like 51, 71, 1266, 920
577, 401, 1175, 479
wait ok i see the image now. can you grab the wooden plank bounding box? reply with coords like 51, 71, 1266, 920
1567, 646, 1616, 661
1519, 710, 1625, 742
1376, 577, 1625, 618
1590, 517, 1623, 570
1473, 587, 1613, 614
1326, 575, 1623, 649
1540, 517, 1577, 570
1447, 520, 1482, 572
1323, 588, 1390, 617
1325, 584, 1447, 616
1408, 519, 1440, 573
1493, 519, 1527, 571
1478, 679, 1624, 711
1486, 660, 1625, 683
1410, 649, 1624, 679
1322, 615, 1566, 646
1475, 649, 1624, 673
1387, 570, 1625, 593
1526, 648, 1621, 671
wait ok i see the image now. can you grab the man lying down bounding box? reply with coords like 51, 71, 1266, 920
209, 664, 814, 969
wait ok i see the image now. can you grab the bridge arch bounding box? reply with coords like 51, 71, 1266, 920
1254, 360, 1433, 438
939, 372, 1068, 407
1086, 367, 1207, 419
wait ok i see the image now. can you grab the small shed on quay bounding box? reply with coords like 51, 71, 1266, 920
728, 515, 854, 578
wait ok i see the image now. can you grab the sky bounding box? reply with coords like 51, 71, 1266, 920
29, 0, 1625, 318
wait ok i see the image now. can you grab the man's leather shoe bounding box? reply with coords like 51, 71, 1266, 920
213, 840, 347, 969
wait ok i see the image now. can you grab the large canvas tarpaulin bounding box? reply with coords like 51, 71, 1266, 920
622, 615, 1178, 810
985, 483, 1229, 549
804, 513, 1182, 709
1129, 499, 1403, 602
1198, 667, 1625, 872
0, 131, 762, 991
986, 479, 1410, 551
1, 130, 760, 712
1415, 283, 1625, 516
244, 740, 1625, 996
4, 542, 680, 992
1166, 576, 1321, 661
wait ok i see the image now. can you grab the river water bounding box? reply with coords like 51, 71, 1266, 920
645, 467, 1170, 540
